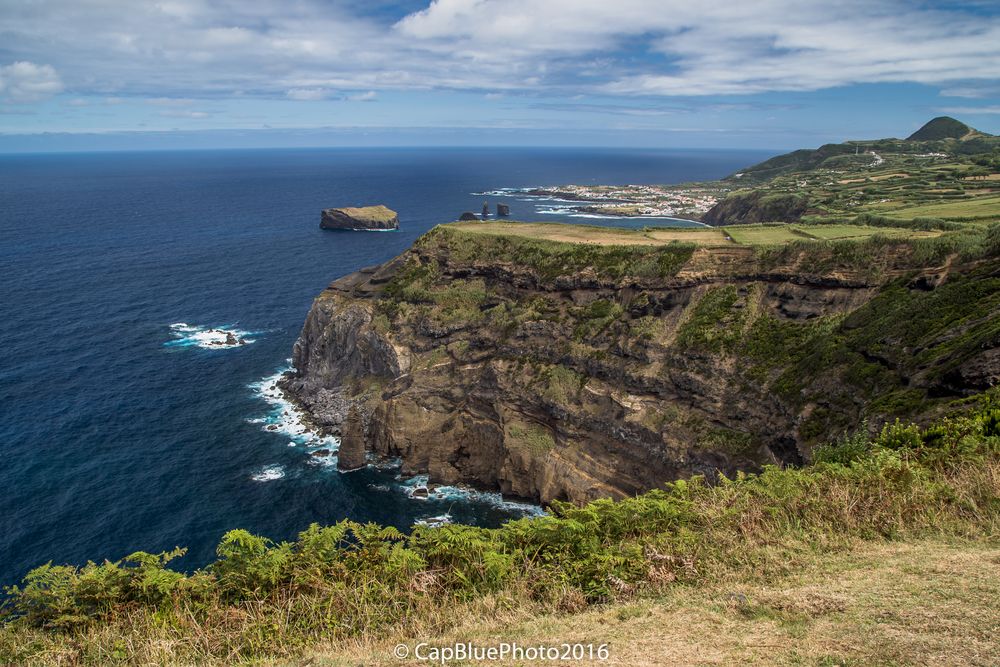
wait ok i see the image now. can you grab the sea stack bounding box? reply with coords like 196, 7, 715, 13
497, 203, 510, 216
321, 205, 399, 231
337, 405, 367, 471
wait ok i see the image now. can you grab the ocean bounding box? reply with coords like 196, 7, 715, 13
0, 146, 772, 586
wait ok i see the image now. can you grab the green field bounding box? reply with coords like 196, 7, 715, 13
880, 194, 1000, 219
722, 225, 809, 245
447, 221, 730, 246
447, 220, 941, 249
793, 224, 939, 240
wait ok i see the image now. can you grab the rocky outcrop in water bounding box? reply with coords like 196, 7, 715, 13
282, 225, 1000, 505
321, 205, 399, 231
337, 405, 367, 471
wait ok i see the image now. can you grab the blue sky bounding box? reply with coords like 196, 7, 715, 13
1, 0, 999, 151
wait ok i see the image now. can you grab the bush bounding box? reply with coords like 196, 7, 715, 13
2, 399, 999, 664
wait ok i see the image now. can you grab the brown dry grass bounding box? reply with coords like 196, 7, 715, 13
447, 221, 731, 246
298, 539, 1000, 667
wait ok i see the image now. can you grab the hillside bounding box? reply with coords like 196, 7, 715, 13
698, 117, 1000, 225
525, 118, 1000, 227
907, 116, 982, 141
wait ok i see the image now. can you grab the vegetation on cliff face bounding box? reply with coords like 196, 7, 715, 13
411, 224, 697, 280
269, 219, 1000, 517
700, 190, 811, 225
2, 397, 998, 664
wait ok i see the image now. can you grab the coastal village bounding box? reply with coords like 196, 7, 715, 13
522, 182, 726, 219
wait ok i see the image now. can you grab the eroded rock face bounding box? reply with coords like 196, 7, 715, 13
337, 406, 367, 471
321, 205, 399, 231
283, 228, 1000, 505
701, 191, 809, 225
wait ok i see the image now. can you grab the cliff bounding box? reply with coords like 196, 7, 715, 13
282, 223, 1000, 504
701, 190, 810, 225
321, 205, 399, 231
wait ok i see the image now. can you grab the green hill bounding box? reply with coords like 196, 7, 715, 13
732, 117, 996, 183
907, 116, 977, 141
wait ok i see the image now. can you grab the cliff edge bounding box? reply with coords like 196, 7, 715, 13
282, 221, 1000, 504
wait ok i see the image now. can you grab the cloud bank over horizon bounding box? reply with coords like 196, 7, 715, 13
1, 0, 998, 148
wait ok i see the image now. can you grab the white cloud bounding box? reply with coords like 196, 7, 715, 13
397, 0, 1000, 95
286, 88, 335, 101
940, 85, 1000, 99
0, 0, 997, 104
348, 90, 377, 102
0, 61, 64, 103
937, 105, 1000, 115
145, 97, 196, 106
158, 109, 210, 118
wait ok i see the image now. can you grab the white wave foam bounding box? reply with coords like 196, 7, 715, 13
248, 369, 543, 518
248, 366, 341, 450
415, 513, 453, 528
470, 188, 525, 196
398, 474, 545, 517
251, 465, 285, 482
166, 323, 257, 349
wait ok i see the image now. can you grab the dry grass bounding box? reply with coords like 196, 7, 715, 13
445, 221, 940, 250
447, 221, 730, 246
301, 539, 1000, 667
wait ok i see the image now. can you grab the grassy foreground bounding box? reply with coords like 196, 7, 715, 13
317, 539, 999, 666
1, 394, 999, 665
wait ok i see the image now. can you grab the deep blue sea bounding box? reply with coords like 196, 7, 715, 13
0, 146, 771, 587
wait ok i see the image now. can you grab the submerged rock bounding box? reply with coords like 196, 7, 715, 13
321, 205, 399, 231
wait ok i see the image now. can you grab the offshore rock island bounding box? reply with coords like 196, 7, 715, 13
320, 204, 399, 231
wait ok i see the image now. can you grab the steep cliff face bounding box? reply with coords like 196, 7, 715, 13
282, 225, 1000, 504
701, 190, 810, 225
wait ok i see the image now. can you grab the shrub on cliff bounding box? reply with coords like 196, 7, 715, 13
2, 396, 999, 664
414, 226, 696, 281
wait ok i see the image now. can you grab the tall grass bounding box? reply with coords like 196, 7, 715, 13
2, 396, 998, 665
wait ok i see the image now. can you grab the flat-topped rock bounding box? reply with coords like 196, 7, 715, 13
321, 205, 399, 231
